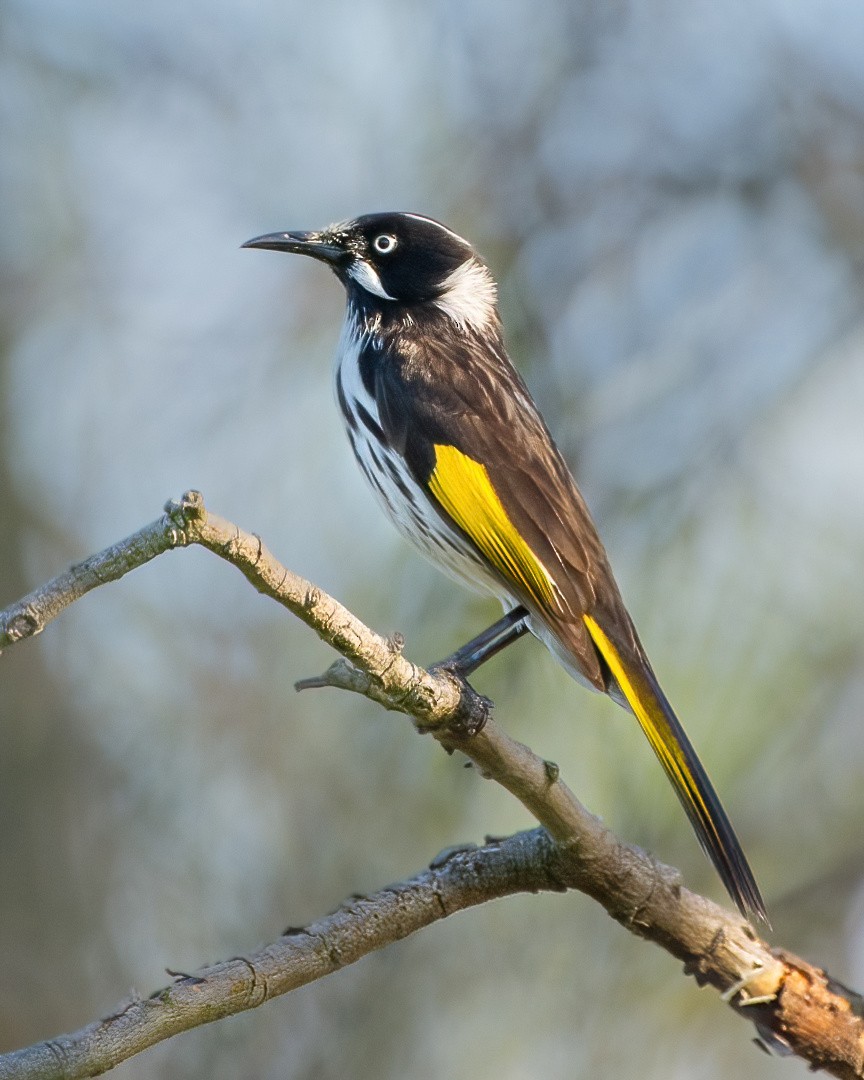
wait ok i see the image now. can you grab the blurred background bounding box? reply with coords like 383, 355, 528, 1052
2, 0, 864, 1076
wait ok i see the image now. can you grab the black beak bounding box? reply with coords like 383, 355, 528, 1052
241, 230, 344, 265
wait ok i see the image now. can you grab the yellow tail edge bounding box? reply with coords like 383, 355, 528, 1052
582, 613, 767, 924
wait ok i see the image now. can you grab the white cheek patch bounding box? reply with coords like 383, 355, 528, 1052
433, 258, 498, 333
347, 259, 396, 301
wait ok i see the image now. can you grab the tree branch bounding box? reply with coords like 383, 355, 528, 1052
2, 492, 863, 1079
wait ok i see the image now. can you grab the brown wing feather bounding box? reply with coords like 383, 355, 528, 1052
374, 321, 638, 687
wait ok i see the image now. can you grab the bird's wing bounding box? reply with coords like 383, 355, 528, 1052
374, 331, 607, 622
373, 327, 616, 686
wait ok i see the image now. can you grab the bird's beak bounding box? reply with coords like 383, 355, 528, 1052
241, 230, 344, 265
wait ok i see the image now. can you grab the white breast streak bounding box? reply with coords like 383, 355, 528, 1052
334, 310, 374, 414
347, 259, 396, 301
432, 258, 498, 333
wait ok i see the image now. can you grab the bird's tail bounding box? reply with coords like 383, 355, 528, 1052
582, 613, 767, 923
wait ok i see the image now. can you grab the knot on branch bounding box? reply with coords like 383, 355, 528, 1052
3, 608, 41, 644
162, 491, 207, 546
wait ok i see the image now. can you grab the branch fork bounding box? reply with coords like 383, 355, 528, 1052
1, 492, 862, 1079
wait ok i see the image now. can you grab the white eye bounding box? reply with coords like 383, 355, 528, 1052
373, 233, 397, 254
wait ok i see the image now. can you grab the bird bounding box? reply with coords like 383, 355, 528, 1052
243, 212, 767, 922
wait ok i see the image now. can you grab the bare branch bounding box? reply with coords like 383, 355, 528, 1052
1, 492, 463, 728
0, 833, 554, 1080
2, 492, 863, 1079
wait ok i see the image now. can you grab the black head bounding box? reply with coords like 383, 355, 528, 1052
243, 213, 496, 325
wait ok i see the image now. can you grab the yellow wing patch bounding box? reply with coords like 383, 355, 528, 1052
582, 613, 714, 831
428, 443, 561, 612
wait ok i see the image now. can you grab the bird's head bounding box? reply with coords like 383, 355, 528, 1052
243, 212, 498, 332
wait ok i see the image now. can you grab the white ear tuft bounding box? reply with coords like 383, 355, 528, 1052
433, 258, 498, 332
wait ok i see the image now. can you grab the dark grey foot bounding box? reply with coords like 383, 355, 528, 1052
423, 607, 530, 737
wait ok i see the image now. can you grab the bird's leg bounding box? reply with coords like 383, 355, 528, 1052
427, 607, 529, 737
437, 605, 530, 677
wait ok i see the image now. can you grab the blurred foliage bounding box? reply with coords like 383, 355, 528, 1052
2, 1, 864, 1077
